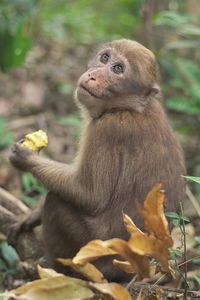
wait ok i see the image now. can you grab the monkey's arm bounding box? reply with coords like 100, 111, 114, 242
9, 139, 118, 215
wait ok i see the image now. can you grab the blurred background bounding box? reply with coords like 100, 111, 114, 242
0, 0, 200, 289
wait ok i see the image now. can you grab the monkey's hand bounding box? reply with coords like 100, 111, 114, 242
9, 141, 38, 172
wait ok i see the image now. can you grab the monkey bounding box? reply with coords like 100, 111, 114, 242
9, 39, 186, 282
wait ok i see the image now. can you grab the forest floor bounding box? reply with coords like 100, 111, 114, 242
0, 42, 200, 297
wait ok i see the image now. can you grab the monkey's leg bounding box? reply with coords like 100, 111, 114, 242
7, 206, 42, 246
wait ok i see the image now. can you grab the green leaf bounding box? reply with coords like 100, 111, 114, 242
0, 17, 32, 72
180, 216, 190, 222
7, 269, 20, 275
180, 25, 200, 37
0, 258, 7, 271
153, 11, 195, 27
0, 241, 19, 269
0, 117, 14, 150
194, 236, 200, 246
22, 173, 47, 195
165, 212, 180, 219
173, 249, 182, 257
173, 219, 180, 227
22, 195, 38, 207
193, 274, 200, 286
166, 97, 200, 115
182, 176, 200, 184
192, 258, 200, 264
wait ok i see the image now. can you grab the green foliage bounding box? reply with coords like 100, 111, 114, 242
154, 9, 200, 118
167, 203, 189, 298
193, 274, 200, 287
36, 0, 142, 44
56, 82, 74, 96
0, 241, 19, 284
182, 176, 200, 184
22, 173, 46, 206
160, 55, 200, 115
0, 0, 36, 72
0, 118, 14, 150
154, 11, 200, 49
0, 17, 32, 72
57, 115, 82, 128
169, 247, 182, 260
22, 172, 47, 195
165, 211, 190, 227
57, 114, 82, 139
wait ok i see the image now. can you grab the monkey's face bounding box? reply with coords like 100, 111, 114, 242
75, 39, 159, 117
76, 47, 132, 100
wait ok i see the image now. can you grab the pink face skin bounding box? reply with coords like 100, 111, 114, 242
76, 47, 132, 101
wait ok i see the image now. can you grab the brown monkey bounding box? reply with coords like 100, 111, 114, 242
9, 39, 186, 282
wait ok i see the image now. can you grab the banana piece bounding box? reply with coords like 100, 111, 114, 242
22, 130, 48, 151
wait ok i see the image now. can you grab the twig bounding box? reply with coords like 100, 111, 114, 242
180, 202, 189, 300
0, 204, 14, 216
6, 112, 53, 131
0, 187, 30, 214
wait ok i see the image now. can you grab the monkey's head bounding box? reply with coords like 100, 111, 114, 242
75, 39, 160, 118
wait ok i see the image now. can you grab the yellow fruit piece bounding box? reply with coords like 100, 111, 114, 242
22, 130, 48, 151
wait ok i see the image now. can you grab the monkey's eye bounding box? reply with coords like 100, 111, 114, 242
112, 64, 124, 74
100, 53, 109, 63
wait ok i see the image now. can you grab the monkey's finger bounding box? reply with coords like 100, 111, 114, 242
18, 138, 26, 144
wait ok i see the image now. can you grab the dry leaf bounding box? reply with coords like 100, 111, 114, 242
5, 274, 94, 300
123, 213, 144, 236
5, 266, 133, 300
74, 238, 149, 279
37, 265, 59, 279
113, 259, 137, 273
128, 233, 172, 271
73, 239, 117, 264
90, 282, 132, 300
136, 183, 171, 241
58, 258, 107, 283
103, 239, 150, 279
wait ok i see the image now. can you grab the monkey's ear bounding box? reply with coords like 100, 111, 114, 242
145, 83, 160, 97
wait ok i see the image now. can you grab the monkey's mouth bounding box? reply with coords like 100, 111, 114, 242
80, 84, 100, 99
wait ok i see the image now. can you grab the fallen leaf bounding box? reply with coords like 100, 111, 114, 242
73, 239, 116, 264
103, 239, 150, 278
113, 259, 136, 273
58, 258, 107, 283
90, 282, 132, 300
5, 274, 94, 300
37, 265, 60, 278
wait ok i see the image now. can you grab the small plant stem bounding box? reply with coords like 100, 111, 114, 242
180, 202, 188, 300
126, 275, 137, 290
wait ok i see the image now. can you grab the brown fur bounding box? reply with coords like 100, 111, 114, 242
9, 39, 186, 282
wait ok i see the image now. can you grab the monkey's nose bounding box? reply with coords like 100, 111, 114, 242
88, 74, 96, 81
